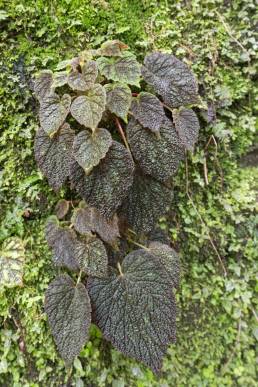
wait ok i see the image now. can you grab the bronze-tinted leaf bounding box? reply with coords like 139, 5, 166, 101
34, 70, 53, 100
39, 93, 71, 136
172, 107, 200, 151
52, 71, 68, 88
99, 40, 128, 56
70, 141, 134, 219
70, 84, 106, 130
87, 249, 177, 374
131, 92, 166, 133
72, 129, 112, 174
142, 52, 199, 108
54, 199, 70, 219
105, 83, 132, 122
45, 274, 91, 364
127, 117, 184, 181
34, 123, 75, 191
81, 60, 98, 88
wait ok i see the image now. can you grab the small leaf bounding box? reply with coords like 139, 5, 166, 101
131, 92, 166, 133
119, 169, 173, 233
97, 53, 141, 86
39, 93, 71, 136
70, 141, 134, 219
45, 274, 91, 364
76, 236, 108, 278
34, 123, 75, 191
87, 249, 177, 374
149, 241, 180, 288
56, 57, 80, 71
45, 216, 80, 271
142, 52, 199, 108
127, 117, 184, 181
172, 108, 200, 151
72, 202, 120, 245
71, 84, 106, 130
72, 129, 112, 174
105, 83, 132, 122
81, 60, 98, 88
99, 40, 128, 56
54, 199, 70, 219
0, 238, 25, 288
68, 70, 89, 91
52, 71, 68, 88
34, 70, 53, 100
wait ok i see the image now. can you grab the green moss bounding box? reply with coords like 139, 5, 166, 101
0, 0, 257, 385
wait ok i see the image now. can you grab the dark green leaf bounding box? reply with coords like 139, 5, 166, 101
119, 170, 173, 233
54, 199, 70, 219
39, 93, 71, 136
97, 53, 141, 86
99, 40, 128, 56
70, 84, 106, 130
149, 241, 180, 288
34, 70, 53, 100
72, 129, 112, 174
131, 92, 166, 133
72, 202, 120, 245
87, 249, 176, 374
76, 236, 108, 278
142, 52, 199, 108
105, 83, 132, 122
34, 123, 75, 191
172, 108, 200, 151
127, 117, 184, 181
45, 274, 91, 364
70, 141, 134, 219
0, 238, 25, 288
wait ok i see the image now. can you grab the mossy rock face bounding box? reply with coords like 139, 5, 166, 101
0, 0, 257, 386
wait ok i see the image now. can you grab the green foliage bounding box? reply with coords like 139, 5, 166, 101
0, 0, 257, 385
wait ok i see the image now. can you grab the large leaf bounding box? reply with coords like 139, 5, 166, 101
149, 241, 180, 288
172, 107, 200, 151
127, 117, 184, 182
87, 249, 177, 374
39, 93, 71, 136
70, 84, 106, 130
142, 52, 199, 108
45, 216, 108, 277
34, 123, 75, 191
68, 70, 89, 91
131, 92, 166, 133
97, 53, 141, 86
34, 70, 53, 100
70, 141, 134, 219
45, 216, 80, 271
119, 170, 173, 233
72, 202, 120, 245
98, 40, 128, 56
45, 274, 91, 364
81, 60, 98, 87
72, 129, 112, 174
105, 83, 132, 122
0, 238, 25, 288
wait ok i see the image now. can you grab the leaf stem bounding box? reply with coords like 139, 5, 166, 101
114, 117, 132, 157
127, 237, 149, 250
76, 270, 82, 285
117, 262, 124, 276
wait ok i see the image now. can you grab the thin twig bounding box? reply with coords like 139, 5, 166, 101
203, 157, 209, 185
127, 237, 149, 250
185, 157, 227, 276
114, 117, 132, 157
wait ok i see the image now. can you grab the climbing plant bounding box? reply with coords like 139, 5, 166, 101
33, 40, 201, 373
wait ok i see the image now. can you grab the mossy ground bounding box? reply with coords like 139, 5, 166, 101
0, 1, 257, 386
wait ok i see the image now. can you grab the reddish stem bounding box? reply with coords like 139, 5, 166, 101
114, 117, 132, 157
131, 93, 139, 97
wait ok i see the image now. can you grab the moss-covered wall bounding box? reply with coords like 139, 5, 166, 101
0, 0, 257, 385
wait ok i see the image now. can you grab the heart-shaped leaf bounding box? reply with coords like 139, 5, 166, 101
87, 248, 177, 374
52, 71, 68, 88
81, 60, 98, 88
97, 53, 141, 86
172, 107, 200, 151
119, 169, 173, 233
142, 52, 199, 108
0, 238, 25, 288
98, 40, 128, 56
71, 84, 106, 130
54, 199, 70, 219
34, 70, 53, 100
72, 129, 112, 174
127, 117, 184, 182
70, 141, 134, 219
34, 123, 75, 191
39, 93, 71, 136
105, 83, 132, 122
45, 274, 91, 364
72, 202, 120, 246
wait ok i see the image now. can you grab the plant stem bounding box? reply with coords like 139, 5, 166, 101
127, 237, 149, 250
117, 262, 124, 276
76, 270, 82, 285
114, 117, 132, 157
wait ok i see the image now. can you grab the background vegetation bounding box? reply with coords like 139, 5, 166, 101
0, 0, 257, 386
